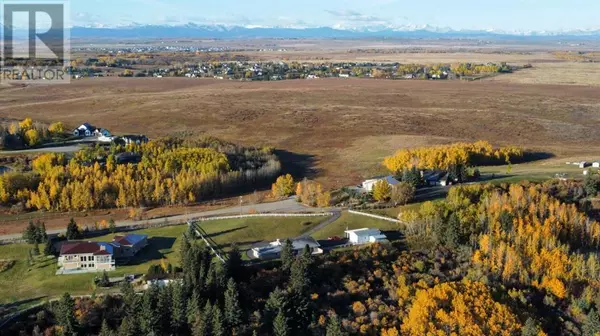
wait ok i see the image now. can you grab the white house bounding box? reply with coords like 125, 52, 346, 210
72, 123, 97, 137
362, 175, 400, 192
57, 242, 116, 274
251, 237, 323, 260
344, 228, 388, 245
593, 162, 600, 168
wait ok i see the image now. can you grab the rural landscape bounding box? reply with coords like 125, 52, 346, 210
2, 1, 600, 335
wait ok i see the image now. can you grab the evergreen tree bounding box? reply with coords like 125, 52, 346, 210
444, 213, 461, 249
187, 290, 201, 324
117, 315, 138, 336
98, 270, 110, 287
99, 319, 114, 336
140, 284, 159, 335
273, 310, 289, 336
157, 285, 173, 335
109, 218, 117, 234
57, 292, 77, 336
224, 278, 243, 332
326, 314, 345, 336
37, 221, 48, 243
66, 218, 82, 240
22, 221, 38, 243
264, 288, 289, 330
226, 245, 244, 282
212, 305, 225, 336
44, 238, 55, 256
171, 281, 187, 333
193, 301, 213, 336
290, 246, 313, 294
280, 239, 294, 272
583, 309, 600, 336
521, 318, 538, 336
120, 280, 136, 313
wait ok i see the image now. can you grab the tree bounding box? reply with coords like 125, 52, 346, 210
584, 175, 600, 197
44, 238, 55, 256
521, 318, 540, 336
109, 218, 117, 233
224, 278, 243, 332
212, 305, 225, 336
372, 180, 392, 202
326, 314, 345, 336
48, 122, 65, 135
98, 270, 110, 287
583, 309, 600, 336
156, 285, 173, 334
391, 182, 416, 205
24, 129, 41, 147
226, 245, 244, 282
272, 174, 295, 198
273, 310, 289, 336
290, 247, 313, 294
23, 221, 39, 243
32, 243, 40, 256
280, 239, 294, 272
171, 281, 187, 333
66, 218, 82, 240
57, 292, 77, 335
140, 285, 159, 335
194, 301, 213, 336
99, 319, 115, 336
117, 315, 138, 336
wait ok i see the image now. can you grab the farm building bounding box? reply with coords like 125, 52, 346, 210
251, 237, 323, 260
344, 228, 388, 245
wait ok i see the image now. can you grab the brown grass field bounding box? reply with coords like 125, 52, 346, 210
2, 75, 600, 187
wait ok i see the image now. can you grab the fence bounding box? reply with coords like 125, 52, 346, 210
348, 210, 401, 223
192, 212, 334, 222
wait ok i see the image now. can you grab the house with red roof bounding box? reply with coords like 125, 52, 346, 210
57, 233, 148, 274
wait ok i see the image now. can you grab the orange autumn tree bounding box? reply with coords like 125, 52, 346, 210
401, 280, 521, 336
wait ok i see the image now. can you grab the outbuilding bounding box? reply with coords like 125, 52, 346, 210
344, 228, 388, 245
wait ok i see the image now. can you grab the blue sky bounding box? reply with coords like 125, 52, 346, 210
69, 0, 598, 31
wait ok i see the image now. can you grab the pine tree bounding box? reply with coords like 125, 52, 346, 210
264, 288, 288, 330
109, 218, 117, 234
117, 315, 138, 336
32, 243, 40, 256
290, 246, 313, 294
171, 281, 187, 333
583, 309, 600, 336
22, 221, 38, 243
157, 285, 173, 335
326, 314, 345, 336
187, 290, 201, 324
273, 310, 289, 336
280, 239, 294, 272
193, 301, 213, 336
226, 245, 244, 282
66, 218, 81, 240
99, 319, 114, 336
224, 278, 243, 332
44, 238, 55, 256
57, 292, 77, 336
37, 221, 48, 243
140, 284, 159, 335
212, 305, 225, 336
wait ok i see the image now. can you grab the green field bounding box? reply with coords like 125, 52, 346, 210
311, 212, 401, 240
479, 161, 589, 184
0, 216, 329, 305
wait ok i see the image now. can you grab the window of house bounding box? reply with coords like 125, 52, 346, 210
81, 256, 87, 262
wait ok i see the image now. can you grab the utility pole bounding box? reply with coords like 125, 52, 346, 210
239, 196, 243, 216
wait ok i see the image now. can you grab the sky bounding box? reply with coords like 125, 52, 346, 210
64, 0, 600, 31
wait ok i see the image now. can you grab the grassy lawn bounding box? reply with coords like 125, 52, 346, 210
0, 216, 328, 305
312, 212, 401, 240
198, 216, 328, 252
479, 161, 588, 184
366, 203, 422, 219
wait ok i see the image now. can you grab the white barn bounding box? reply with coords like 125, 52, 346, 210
344, 228, 388, 245
362, 176, 400, 192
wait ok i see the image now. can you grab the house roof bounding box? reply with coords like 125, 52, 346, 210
60, 241, 113, 255
345, 228, 383, 237
76, 123, 96, 131
113, 234, 147, 246
363, 175, 400, 185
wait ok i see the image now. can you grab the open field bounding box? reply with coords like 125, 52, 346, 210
0, 216, 327, 305
2, 77, 600, 189
485, 62, 600, 86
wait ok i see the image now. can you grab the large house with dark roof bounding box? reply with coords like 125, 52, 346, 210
57, 234, 148, 274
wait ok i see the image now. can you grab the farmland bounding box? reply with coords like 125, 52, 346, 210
1, 74, 600, 189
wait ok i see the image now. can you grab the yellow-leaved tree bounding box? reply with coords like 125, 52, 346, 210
372, 180, 392, 202
401, 280, 521, 336
271, 174, 295, 199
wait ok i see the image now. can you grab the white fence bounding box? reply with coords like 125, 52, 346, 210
348, 210, 401, 223
192, 212, 334, 222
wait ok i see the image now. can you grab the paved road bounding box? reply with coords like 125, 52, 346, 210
0, 197, 333, 241
299, 210, 341, 238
